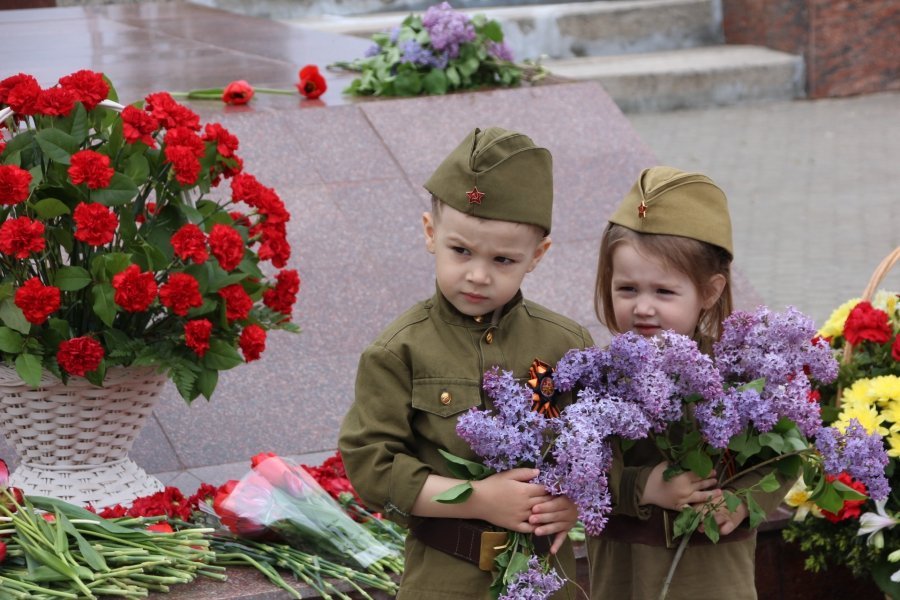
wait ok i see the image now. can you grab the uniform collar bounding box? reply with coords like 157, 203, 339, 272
430, 284, 524, 327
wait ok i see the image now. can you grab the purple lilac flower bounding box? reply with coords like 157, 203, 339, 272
486, 40, 514, 61
389, 26, 401, 44
422, 2, 476, 58
364, 44, 380, 58
498, 556, 564, 600
815, 419, 890, 500
456, 368, 551, 471
554, 345, 609, 392
694, 387, 752, 448
401, 40, 435, 67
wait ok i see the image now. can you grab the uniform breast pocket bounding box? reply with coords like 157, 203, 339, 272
411, 379, 483, 418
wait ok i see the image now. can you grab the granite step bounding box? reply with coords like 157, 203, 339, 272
544, 44, 805, 112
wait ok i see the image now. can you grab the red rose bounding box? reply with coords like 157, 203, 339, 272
121, 105, 158, 147
14, 277, 61, 324
112, 264, 158, 312
230, 173, 266, 207
263, 269, 300, 317
73, 202, 118, 246
251, 451, 278, 469
297, 65, 327, 100
159, 273, 203, 316
203, 122, 240, 158
0, 216, 45, 258
253, 453, 303, 493
843, 301, 892, 345
58, 69, 109, 110
147, 522, 174, 534
68, 150, 114, 189
144, 91, 200, 131
218, 284, 252, 321
821, 473, 868, 523
222, 80, 254, 105
239, 324, 266, 362
171, 224, 208, 263
0, 164, 32, 205
184, 319, 213, 357
57, 336, 104, 376
2, 74, 41, 115
209, 224, 245, 271
35, 86, 77, 117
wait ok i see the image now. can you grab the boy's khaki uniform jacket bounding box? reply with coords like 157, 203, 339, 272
339, 290, 593, 599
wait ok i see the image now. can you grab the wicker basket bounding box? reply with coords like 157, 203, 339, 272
0, 365, 167, 508
836, 245, 900, 408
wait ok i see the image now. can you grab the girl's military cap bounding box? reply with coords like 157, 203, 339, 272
610, 166, 733, 256
424, 127, 553, 233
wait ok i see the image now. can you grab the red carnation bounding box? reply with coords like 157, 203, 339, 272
187, 482, 218, 511
821, 473, 868, 523
159, 273, 203, 316
68, 150, 114, 189
892, 334, 900, 362
0, 164, 32, 206
73, 202, 118, 246
171, 224, 208, 263
256, 187, 290, 225
58, 69, 109, 110
222, 80, 254, 105
144, 91, 200, 131
844, 301, 892, 345
297, 65, 327, 100
230, 173, 266, 207
14, 277, 61, 325
203, 122, 240, 158
218, 284, 252, 322
164, 145, 201, 185
121, 105, 158, 147
0, 141, 6, 155
35, 86, 77, 117
263, 269, 300, 317
256, 223, 291, 268
0, 216, 45, 258
2, 74, 41, 115
229, 211, 252, 228
239, 324, 266, 362
112, 264, 158, 312
57, 336, 104, 376
209, 224, 245, 271
98, 504, 128, 519
184, 319, 213, 357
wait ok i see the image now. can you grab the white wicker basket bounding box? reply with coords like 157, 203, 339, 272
0, 365, 167, 508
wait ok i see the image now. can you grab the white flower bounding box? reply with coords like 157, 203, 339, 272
858, 499, 900, 547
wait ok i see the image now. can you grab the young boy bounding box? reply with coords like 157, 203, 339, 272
339, 127, 593, 599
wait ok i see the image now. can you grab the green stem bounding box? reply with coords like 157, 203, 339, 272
658, 529, 693, 600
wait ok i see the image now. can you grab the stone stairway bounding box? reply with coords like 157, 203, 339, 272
281, 0, 805, 112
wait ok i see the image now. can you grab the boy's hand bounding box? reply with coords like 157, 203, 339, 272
640, 462, 721, 511
530, 494, 578, 554
471, 468, 546, 533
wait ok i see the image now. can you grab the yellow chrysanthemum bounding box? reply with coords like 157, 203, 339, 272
887, 432, 900, 458
818, 297, 861, 339
836, 402, 889, 437
870, 375, 900, 405
842, 378, 883, 408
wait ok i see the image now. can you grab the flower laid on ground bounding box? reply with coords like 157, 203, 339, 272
174, 65, 327, 105
332, 1, 539, 97
783, 289, 900, 596
0, 70, 300, 401
553, 306, 889, 597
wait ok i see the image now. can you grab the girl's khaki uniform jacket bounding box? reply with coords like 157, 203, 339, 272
339, 290, 593, 599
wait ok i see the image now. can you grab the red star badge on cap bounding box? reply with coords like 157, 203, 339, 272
466, 186, 485, 205
638, 201, 647, 219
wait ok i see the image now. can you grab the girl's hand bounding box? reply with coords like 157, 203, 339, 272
470, 468, 547, 533
641, 462, 721, 511
530, 494, 578, 554
697, 497, 749, 536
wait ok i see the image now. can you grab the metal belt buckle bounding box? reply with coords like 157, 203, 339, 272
479, 531, 509, 571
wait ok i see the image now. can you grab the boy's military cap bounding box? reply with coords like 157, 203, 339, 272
610, 166, 733, 256
424, 127, 553, 233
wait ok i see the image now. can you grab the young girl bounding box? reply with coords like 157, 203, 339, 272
589, 167, 789, 600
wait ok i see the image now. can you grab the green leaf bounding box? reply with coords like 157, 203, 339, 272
437, 448, 492, 480
754, 472, 781, 493
15, 353, 42, 387
503, 551, 530, 583
0, 326, 24, 353
35, 128, 79, 165
91, 283, 117, 327
0, 298, 31, 334
90, 172, 139, 206
393, 71, 423, 96
32, 197, 71, 219
776, 454, 803, 478
482, 20, 504, 42
52, 266, 92, 291
422, 69, 449, 95
738, 378, 766, 394
759, 432, 785, 453
745, 494, 766, 528
197, 368, 219, 401
683, 448, 713, 479
702, 512, 720, 543
433, 481, 473, 504
446, 66, 461, 87
69, 103, 89, 143
27, 496, 139, 535
125, 153, 150, 184
723, 491, 742, 513
171, 361, 199, 402
673, 507, 701, 539
138, 241, 170, 271
202, 339, 244, 370
90, 252, 132, 282
832, 478, 868, 501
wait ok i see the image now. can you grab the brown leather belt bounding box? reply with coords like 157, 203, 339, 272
412, 518, 552, 571
602, 508, 754, 548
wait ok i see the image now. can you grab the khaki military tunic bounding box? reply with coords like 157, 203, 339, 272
589, 437, 794, 600
339, 290, 593, 599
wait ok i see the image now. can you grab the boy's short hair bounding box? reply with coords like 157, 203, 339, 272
424, 127, 553, 233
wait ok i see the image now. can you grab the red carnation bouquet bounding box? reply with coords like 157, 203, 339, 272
0, 70, 300, 401
207, 453, 398, 570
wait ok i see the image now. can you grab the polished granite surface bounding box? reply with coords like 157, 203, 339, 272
0, 2, 762, 492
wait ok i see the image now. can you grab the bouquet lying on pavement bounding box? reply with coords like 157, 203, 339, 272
209, 452, 400, 571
